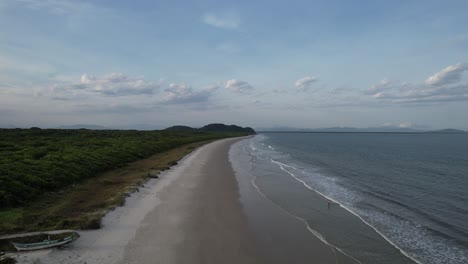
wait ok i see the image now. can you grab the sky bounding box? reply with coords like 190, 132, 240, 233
1, 0, 468, 130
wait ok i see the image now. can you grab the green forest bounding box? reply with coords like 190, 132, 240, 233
0, 128, 244, 209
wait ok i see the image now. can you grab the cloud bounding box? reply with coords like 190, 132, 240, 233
75, 73, 160, 96
370, 81, 468, 103
225, 79, 253, 93
382, 121, 413, 128
162, 83, 218, 104
368, 63, 468, 104
295, 76, 318, 91
202, 12, 240, 29
365, 79, 397, 95
36, 73, 161, 100
398, 121, 412, 128
425, 63, 467, 86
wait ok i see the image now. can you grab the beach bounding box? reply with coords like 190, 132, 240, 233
10, 137, 361, 264
232, 133, 468, 264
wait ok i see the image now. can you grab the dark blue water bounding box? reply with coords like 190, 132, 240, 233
245, 133, 468, 264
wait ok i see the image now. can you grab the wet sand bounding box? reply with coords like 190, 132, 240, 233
230, 140, 359, 264
11, 137, 353, 264
119, 137, 259, 264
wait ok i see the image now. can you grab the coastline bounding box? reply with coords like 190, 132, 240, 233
10, 136, 374, 264
11, 137, 258, 263
230, 139, 359, 264
232, 135, 420, 264
273, 159, 420, 264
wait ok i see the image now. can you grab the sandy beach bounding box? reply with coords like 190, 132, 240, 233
10, 137, 352, 264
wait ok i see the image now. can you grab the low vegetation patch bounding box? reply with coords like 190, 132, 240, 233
0, 128, 249, 234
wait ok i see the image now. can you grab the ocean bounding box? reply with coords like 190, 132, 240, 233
230, 133, 468, 264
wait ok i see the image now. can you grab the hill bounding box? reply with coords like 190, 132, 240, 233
199, 123, 256, 134
164, 125, 196, 131
164, 123, 256, 134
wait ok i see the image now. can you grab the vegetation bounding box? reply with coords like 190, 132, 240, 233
0, 128, 251, 234
165, 123, 256, 134
200, 123, 256, 134
164, 125, 196, 131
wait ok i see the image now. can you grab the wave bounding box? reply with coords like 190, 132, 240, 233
247, 134, 468, 264
269, 158, 426, 264
246, 157, 362, 264
246, 136, 424, 263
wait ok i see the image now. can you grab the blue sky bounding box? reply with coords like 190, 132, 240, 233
1, 0, 468, 129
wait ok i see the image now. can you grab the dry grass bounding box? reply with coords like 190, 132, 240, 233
0, 140, 213, 235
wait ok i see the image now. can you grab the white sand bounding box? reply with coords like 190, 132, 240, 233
12, 137, 254, 264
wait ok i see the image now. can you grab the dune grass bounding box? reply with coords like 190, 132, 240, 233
0, 129, 245, 234
0, 140, 219, 234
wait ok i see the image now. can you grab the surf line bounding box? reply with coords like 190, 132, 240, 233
270, 159, 423, 264
248, 171, 362, 264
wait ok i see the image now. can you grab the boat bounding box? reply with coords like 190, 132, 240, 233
11, 233, 78, 251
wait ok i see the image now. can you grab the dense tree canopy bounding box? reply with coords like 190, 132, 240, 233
0, 129, 244, 208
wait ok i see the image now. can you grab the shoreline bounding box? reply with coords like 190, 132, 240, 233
12, 137, 259, 263
233, 135, 419, 264
274, 159, 421, 264
230, 139, 359, 264
8, 139, 213, 263
10, 136, 374, 264
280, 162, 422, 264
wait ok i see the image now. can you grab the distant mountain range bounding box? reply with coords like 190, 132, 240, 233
2, 124, 465, 134
425, 129, 467, 134
257, 126, 467, 133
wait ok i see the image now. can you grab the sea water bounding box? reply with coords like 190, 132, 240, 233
232, 133, 468, 264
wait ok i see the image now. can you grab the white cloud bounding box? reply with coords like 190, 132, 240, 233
425, 63, 467, 86
398, 121, 412, 128
382, 121, 414, 128
41, 73, 161, 100
369, 63, 468, 104
162, 83, 218, 104
225, 79, 253, 93
75, 73, 160, 96
202, 12, 240, 29
294, 76, 318, 91
366, 79, 392, 94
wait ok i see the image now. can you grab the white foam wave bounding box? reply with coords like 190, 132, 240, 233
247, 135, 468, 264
249, 167, 362, 264
270, 158, 425, 264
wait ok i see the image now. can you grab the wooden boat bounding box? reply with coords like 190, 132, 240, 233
11, 234, 77, 251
